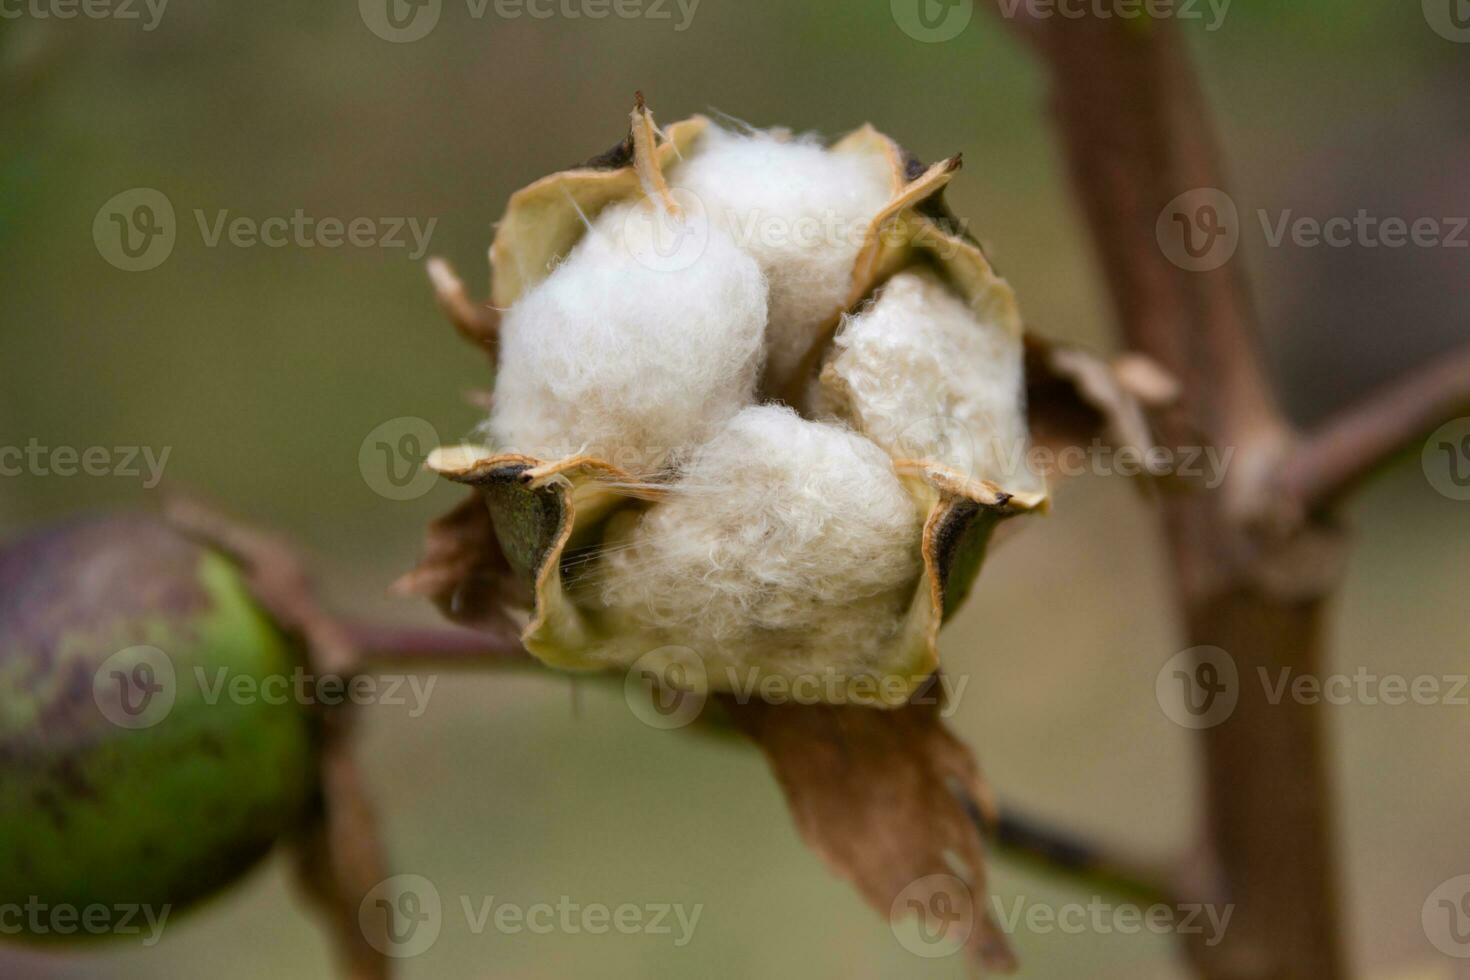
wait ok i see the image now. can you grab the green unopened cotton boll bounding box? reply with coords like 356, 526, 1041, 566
0, 516, 316, 931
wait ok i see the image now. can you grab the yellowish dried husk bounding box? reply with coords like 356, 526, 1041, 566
487, 116, 709, 308
427, 447, 1011, 706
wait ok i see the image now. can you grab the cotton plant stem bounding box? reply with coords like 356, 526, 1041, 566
292, 717, 391, 980
990, 6, 1347, 976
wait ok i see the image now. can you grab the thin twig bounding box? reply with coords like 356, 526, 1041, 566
427, 257, 499, 355
344, 621, 532, 670
1281, 345, 1470, 514
346, 626, 1171, 905
291, 712, 391, 980
985, 805, 1181, 908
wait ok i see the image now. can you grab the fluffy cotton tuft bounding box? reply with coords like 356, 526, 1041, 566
671, 127, 894, 391
485, 199, 769, 476
596, 405, 923, 677
820, 269, 1039, 492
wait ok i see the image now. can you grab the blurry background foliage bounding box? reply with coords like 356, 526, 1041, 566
1, 0, 1467, 976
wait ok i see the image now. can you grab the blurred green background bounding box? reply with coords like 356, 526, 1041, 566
2, 0, 1468, 976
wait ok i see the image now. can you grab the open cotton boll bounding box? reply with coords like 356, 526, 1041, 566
670, 127, 894, 392
485, 199, 769, 477
820, 269, 1040, 494
597, 405, 924, 680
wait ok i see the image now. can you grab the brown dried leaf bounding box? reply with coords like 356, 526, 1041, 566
720, 676, 1018, 973
391, 490, 529, 641
1024, 335, 1170, 473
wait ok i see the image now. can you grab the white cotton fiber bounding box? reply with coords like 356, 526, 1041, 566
597, 405, 924, 677
670, 127, 894, 392
820, 269, 1038, 492
485, 199, 769, 476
